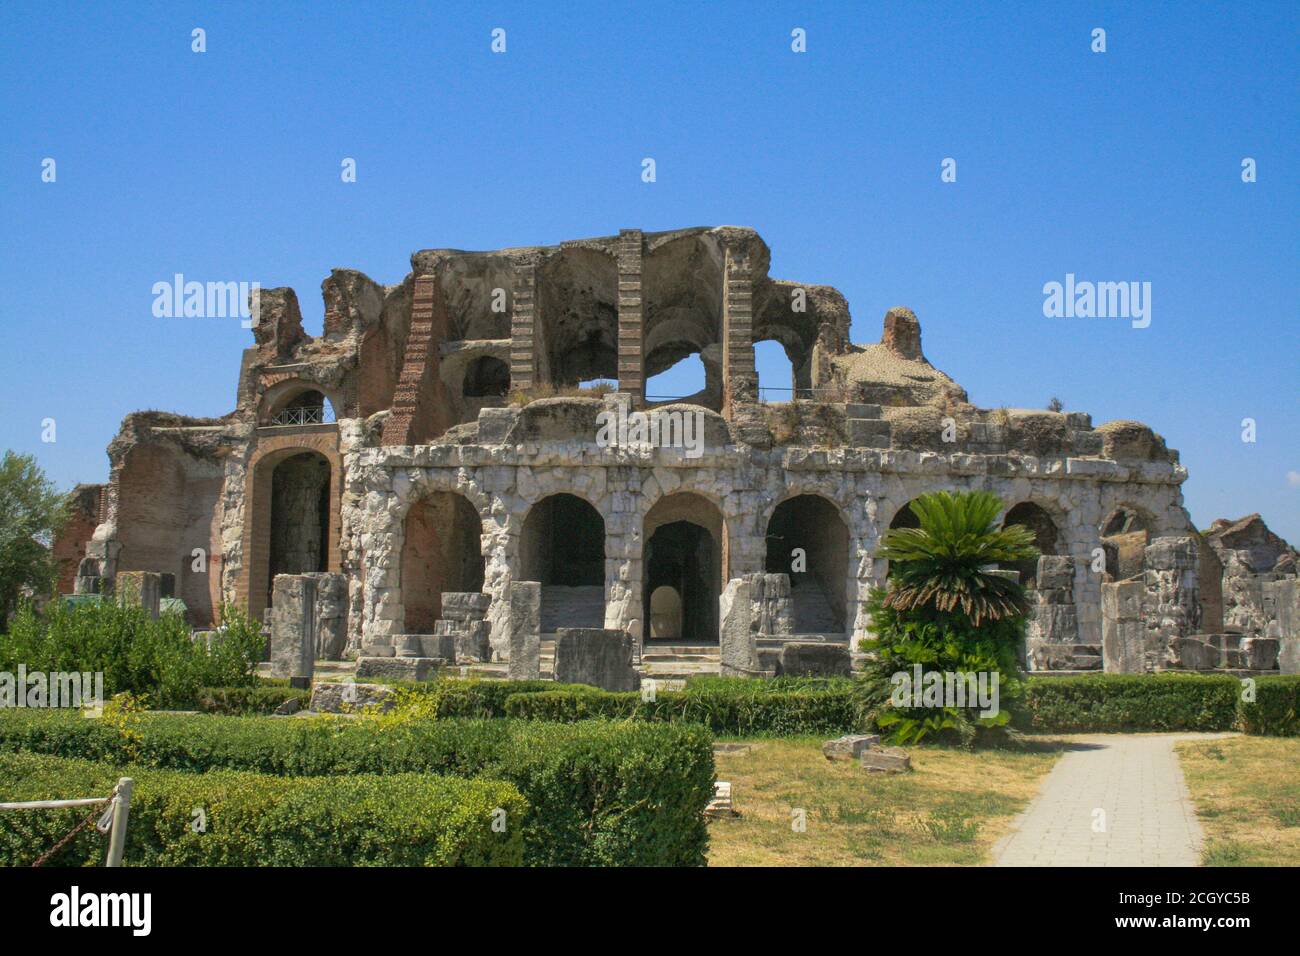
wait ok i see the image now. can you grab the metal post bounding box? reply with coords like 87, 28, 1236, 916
104, 777, 132, 867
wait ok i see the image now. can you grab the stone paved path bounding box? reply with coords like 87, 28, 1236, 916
992, 734, 1226, 867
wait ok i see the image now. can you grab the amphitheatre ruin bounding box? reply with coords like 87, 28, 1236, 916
55, 226, 1299, 682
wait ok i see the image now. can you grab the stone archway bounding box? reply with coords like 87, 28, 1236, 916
521, 493, 606, 632
1002, 501, 1062, 586
766, 494, 849, 635
643, 492, 726, 644
400, 491, 485, 633
264, 451, 330, 611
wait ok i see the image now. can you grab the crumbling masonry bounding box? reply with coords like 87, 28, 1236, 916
57, 226, 1299, 677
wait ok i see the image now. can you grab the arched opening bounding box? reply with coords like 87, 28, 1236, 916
1001, 502, 1061, 586
266, 451, 331, 608
754, 339, 795, 403
766, 494, 849, 635
270, 389, 336, 426
521, 494, 606, 632
642, 492, 726, 644
462, 356, 510, 398
889, 501, 921, 531
645, 352, 707, 403
1100, 507, 1151, 580
536, 249, 619, 389
400, 492, 485, 633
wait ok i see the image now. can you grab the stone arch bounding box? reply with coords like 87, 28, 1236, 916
242, 436, 342, 622
462, 356, 510, 398
400, 490, 485, 633
765, 492, 850, 635
1001, 501, 1063, 585
259, 379, 344, 426
643, 491, 726, 644
535, 248, 619, 388
521, 493, 607, 632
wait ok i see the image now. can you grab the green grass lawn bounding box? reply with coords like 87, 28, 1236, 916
707, 736, 1062, 866
1177, 736, 1300, 866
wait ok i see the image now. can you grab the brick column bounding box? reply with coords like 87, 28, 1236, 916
510, 258, 537, 393
722, 243, 756, 409
617, 229, 645, 404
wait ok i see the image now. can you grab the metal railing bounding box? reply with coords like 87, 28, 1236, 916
269, 404, 335, 426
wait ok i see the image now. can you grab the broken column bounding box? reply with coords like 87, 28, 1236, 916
116, 571, 161, 619
270, 574, 316, 680
305, 572, 348, 660
1026, 556, 1086, 670
507, 581, 541, 680
440, 591, 493, 662
1101, 580, 1144, 673
553, 627, 640, 691
719, 578, 761, 677
1265, 578, 1300, 674
1143, 536, 1201, 669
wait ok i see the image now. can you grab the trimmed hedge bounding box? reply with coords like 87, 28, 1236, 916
503, 683, 859, 737
0, 751, 525, 866
0, 712, 714, 866
1237, 675, 1300, 737
1018, 673, 1241, 733
194, 685, 310, 715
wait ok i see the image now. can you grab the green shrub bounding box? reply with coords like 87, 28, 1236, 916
1236, 675, 1300, 737
0, 711, 714, 866
195, 685, 311, 715
1018, 673, 1240, 733
0, 600, 262, 708
0, 751, 525, 866
503, 682, 859, 737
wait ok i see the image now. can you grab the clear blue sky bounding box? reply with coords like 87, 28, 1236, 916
1, 1, 1296, 541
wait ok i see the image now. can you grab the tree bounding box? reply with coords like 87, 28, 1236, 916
857, 491, 1040, 745
1047, 396, 1064, 412
0, 451, 68, 623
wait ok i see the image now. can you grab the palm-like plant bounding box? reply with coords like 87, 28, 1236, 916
878, 491, 1039, 625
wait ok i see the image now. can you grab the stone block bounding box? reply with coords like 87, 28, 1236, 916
847, 418, 891, 448
477, 407, 520, 444
860, 747, 911, 773
455, 620, 492, 662
822, 734, 880, 761
507, 581, 541, 680
308, 680, 396, 714
778, 642, 851, 677
1164, 636, 1219, 670
1263, 579, 1300, 674
1102, 580, 1145, 673
719, 578, 758, 676
1036, 555, 1075, 591
270, 574, 316, 680
844, 403, 883, 420
116, 571, 161, 619
355, 656, 440, 682
1239, 636, 1279, 671
553, 628, 640, 691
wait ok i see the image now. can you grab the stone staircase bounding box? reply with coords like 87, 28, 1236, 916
540, 585, 604, 633
640, 643, 721, 677
790, 575, 839, 634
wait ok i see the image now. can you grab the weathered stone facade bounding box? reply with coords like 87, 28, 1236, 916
53, 226, 1296, 674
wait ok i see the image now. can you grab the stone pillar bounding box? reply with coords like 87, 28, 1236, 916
270, 574, 317, 680
507, 581, 541, 680
616, 229, 644, 405
722, 242, 756, 409
749, 573, 793, 636
116, 571, 161, 619
305, 572, 348, 660
553, 628, 639, 691
719, 578, 759, 676
1025, 557, 1084, 670
1265, 578, 1300, 674
1142, 536, 1200, 668
440, 591, 492, 662
509, 257, 538, 393
1102, 580, 1145, 673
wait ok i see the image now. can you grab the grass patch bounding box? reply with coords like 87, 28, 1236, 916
1177, 736, 1300, 866
706, 736, 1061, 866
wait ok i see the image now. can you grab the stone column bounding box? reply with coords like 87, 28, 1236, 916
1025, 556, 1083, 670
1142, 536, 1200, 667
719, 578, 759, 676
1102, 580, 1145, 673
616, 229, 644, 405
507, 581, 541, 680
270, 574, 317, 680
1265, 578, 1300, 674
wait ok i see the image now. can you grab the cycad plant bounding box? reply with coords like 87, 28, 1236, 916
856, 491, 1040, 746
877, 491, 1039, 625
